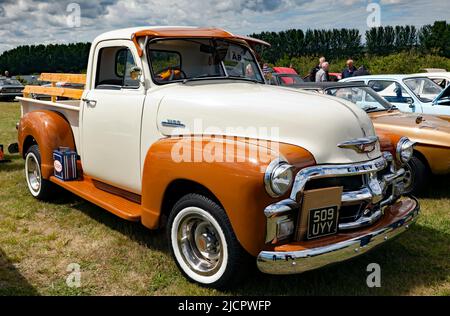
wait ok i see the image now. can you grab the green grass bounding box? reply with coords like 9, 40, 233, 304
0, 101, 449, 296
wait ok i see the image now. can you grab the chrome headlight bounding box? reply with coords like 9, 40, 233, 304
264, 159, 294, 197
396, 137, 415, 164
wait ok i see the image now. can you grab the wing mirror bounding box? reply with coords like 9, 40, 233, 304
407, 98, 415, 109
130, 66, 143, 82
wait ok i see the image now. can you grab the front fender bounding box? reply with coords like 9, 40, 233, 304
140, 136, 315, 256
18, 110, 76, 179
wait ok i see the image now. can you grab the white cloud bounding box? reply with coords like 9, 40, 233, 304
0, 0, 448, 53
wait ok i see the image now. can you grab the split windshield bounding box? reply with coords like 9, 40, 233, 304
147, 38, 264, 84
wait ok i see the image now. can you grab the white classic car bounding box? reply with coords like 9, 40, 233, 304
341, 74, 450, 119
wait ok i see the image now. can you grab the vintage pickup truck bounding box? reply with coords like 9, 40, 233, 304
17, 27, 419, 288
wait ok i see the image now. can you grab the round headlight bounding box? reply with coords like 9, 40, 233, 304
396, 137, 415, 164
264, 159, 294, 197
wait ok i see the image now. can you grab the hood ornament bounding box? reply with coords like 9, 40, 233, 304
338, 136, 378, 154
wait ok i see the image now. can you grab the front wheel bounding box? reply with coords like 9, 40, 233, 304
403, 156, 429, 195
167, 194, 250, 288
25, 144, 54, 200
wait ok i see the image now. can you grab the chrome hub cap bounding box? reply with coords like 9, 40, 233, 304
177, 214, 223, 276
26, 153, 41, 194
403, 166, 413, 191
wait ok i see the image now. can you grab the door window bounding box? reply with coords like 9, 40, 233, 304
95, 47, 140, 90
368, 80, 413, 104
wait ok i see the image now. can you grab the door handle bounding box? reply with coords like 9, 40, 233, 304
82, 98, 97, 107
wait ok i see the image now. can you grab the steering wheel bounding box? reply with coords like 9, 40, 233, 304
157, 66, 187, 81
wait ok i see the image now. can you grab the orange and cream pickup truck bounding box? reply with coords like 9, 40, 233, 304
17, 26, 419, 288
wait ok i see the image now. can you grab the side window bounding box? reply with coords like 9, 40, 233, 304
149, 51, 182, 83
95, 47, 140, 90
369, 80, 412, 104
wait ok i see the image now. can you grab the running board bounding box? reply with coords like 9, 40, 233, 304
50, 176, 142, 221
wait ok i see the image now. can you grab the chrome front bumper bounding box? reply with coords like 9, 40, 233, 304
257, 197, 419, 275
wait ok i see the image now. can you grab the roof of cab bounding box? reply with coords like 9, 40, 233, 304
94, 26, 270, 47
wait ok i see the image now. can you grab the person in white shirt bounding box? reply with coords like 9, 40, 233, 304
316, 62, 329, 82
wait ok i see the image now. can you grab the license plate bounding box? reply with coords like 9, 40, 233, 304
307, 206, 339, 239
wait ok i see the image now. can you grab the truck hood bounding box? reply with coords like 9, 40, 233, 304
370, 111, 450, 148
156, 82, 380, 164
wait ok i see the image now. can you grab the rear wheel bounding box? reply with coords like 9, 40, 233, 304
167, 193, 250, 288
403, 155, 429, 195
25, 144, 54, 200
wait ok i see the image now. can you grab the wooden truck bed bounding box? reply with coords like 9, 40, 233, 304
17, 73, 85, 153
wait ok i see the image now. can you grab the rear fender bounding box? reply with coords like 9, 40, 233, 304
18, 110, 76, 179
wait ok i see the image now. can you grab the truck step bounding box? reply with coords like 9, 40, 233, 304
50, 176, 142, 221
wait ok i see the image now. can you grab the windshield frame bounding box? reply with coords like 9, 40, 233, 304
146, 37, 265, 85
324, 85, 394, 112
402, 77, 443, 103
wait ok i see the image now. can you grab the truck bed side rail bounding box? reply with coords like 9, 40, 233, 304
23, 73, 86, 102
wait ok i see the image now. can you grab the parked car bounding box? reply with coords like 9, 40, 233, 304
296, 82, 450, 194
341, 74, 450, 120
267, 73, 304, 86
415, 72, 450, 89
17, 26, 419, 288
0, 77, 24, 101
328, 72, 342, 82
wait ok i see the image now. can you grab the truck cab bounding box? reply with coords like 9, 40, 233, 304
17, 27, 419, 288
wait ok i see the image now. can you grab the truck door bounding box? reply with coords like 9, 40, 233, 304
81, 42, 145, 194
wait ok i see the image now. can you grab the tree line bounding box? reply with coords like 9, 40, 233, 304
0, 42, 91, 76
0, 21, 448, 75
251, 20, 450, 63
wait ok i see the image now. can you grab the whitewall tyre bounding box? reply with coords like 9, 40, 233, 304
25, 145, 54, 201
168, 194, 250, 288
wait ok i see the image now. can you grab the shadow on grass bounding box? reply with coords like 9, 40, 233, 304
0, 155, 24, 173
417, 175, 450, 199
0, 249, 39, 296
227, 223, 450, 295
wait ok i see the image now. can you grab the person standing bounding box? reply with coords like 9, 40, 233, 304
4, 70, 11, 78
341, 59, 357, 79
316, 62, 329, 82
309, 56, 326, 82
353, 65, 370, 77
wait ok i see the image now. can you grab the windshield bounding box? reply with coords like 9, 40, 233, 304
325, 86, 392, 112
0, 79, 22, 86
147, 38, 264, 84
404, 77, 443, 102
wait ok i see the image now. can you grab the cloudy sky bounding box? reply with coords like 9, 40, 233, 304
0, 0, 449, 53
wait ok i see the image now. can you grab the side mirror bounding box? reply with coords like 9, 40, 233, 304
130, 66, 143, 82
407, 98, 415, 109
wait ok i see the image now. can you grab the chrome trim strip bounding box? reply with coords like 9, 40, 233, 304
341, 188, 372, 204
257, 198, 419, 275
339, 209, 382, 230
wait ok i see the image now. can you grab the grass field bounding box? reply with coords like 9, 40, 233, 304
0, 101, 449, 296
